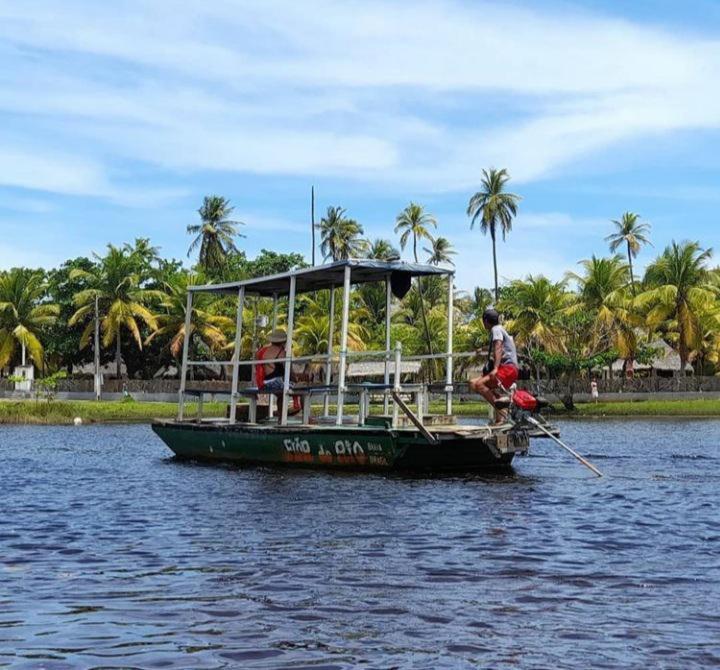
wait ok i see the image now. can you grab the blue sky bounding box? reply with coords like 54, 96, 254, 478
1, 0, 720, 291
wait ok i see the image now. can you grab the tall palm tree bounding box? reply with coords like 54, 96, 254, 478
394, 203, 437, 373
317, 206, 367, 261
605, 212, 651, 295
424, 236, 456, 266
467, 168, 521, 301
69, 245, 160, 378
146, 271, 233, 360
0, 269, 59, 369
394, 202, 436, 263
636, 241, 718, 373
187, 195, 245, 270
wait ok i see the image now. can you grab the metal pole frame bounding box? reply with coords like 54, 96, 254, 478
178, 291, 194, 421
445, 272, 454, 415
335, 265, 352, 426
280, 275, 297, 425
269, 292, 279, 417
229, 287, 245, 424
94, 294, 101, 401
323, 284, 336, 417
383, 274, 392, 415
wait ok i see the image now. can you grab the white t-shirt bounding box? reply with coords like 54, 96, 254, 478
490, 325, 518, 367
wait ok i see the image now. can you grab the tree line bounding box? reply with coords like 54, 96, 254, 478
1, 174, 718, 395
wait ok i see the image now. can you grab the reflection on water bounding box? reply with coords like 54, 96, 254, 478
1, 419, 719, 668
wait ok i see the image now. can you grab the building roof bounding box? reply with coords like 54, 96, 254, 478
610, 340, 693, 372
189, 259, 452, 297
346, 360, 421, 378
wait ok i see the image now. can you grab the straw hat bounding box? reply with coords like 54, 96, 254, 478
268, 328, 287, 344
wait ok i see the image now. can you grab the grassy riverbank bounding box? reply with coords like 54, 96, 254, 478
1, 397, 719, 424
0, 399, 227, 424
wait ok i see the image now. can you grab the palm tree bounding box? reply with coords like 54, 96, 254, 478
605, 212, 651, 295
69, 245, 160, 378
0, 269, 59, 369
368, 238, 399, 261
499, 275, 570, 354
394, 202, 436, 263
317, 206, 367, 261
187, 195, 245, 270
146, 271, 233, 360
424, 236, 456, 266
395, 203, 437, 372
567, 255, 639, 369
467, 168, 521, 301
636, 241, 717, 373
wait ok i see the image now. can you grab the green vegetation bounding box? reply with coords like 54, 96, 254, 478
0, 399, 228, 424
2, 175, 720, 415
3, 396, 719, 425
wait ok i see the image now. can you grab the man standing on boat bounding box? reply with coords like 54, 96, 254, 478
470, 308, 519, 424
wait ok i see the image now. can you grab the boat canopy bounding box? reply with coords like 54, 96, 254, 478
189, 259, 452, 297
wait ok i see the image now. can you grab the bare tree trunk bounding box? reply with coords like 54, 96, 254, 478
491, 226, 499, 303
413, 238, 437, 379
116, 332, 122, 379
627, 243, 636, 296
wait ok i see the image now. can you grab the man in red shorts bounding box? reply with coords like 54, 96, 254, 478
470, 308, 519, 425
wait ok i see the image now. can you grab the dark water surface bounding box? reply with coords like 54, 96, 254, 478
1, 420, 719, 669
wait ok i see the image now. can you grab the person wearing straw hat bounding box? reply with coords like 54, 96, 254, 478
255, 329, 301, 414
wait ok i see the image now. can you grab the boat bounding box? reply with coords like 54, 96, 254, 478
152, 259, 559, 471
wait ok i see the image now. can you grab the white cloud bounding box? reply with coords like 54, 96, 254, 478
0, 0, 718, 198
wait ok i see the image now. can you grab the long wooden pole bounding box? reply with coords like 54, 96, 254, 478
445, 272, 454, 415
94, 294, 101, 401
384, 275, 392, 415
527, 417, 603, 477
311, 185, 316, 266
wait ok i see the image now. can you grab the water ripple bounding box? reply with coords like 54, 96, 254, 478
1, 419, 719, 668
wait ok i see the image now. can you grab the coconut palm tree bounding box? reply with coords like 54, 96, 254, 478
636, 241, 718, 373
368, 238, 399, 261
498, 275, 570, 355
394, 202, 436, 263
187, 195, 245, 271
467, 168, 521, 301
567, 255, 639, 368
394, 203, 437, 371
317, 206, 367, 261
605, 212, 651, 295
0, 269, 59, 369
146, 271, 234, 360
424, 236, 456, 266
69, 245, 161, 378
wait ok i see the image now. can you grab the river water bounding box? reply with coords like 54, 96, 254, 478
1, 419, 719, 669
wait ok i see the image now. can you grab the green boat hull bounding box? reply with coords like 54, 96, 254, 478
151, 421, 528, 472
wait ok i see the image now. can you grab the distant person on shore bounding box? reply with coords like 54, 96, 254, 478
591, 378, 599, 403
255, 329, 301, 415
470, 308, 519, 425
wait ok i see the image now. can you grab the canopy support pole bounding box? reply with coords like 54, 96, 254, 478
229, 286, 245, 424
178, 291, 193, 421
336, 265, 352, 425
446, 272, 454, 415
280, 276, 297, 426
323, 284, 336, 417
383, 274, 392, 415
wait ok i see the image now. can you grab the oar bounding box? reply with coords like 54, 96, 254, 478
526, 416, 603, 478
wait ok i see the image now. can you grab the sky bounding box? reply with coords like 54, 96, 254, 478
1, 0, 720, 292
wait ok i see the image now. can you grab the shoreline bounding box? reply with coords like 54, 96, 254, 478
1, 397, 720, 425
